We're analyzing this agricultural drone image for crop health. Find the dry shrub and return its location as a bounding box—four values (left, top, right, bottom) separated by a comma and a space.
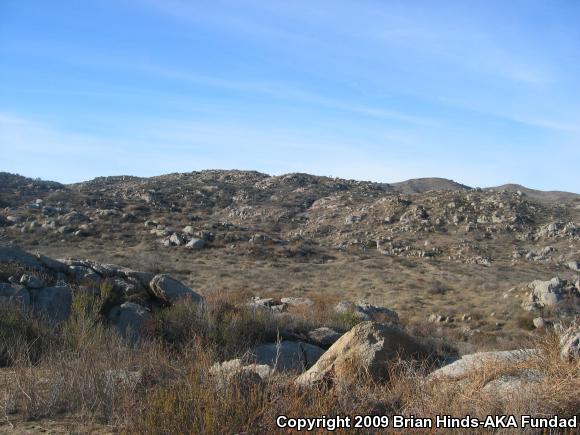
399, 331, 580, 426
1, 294, 177, 424
125, 351, 401, 435
0, 308, 55, 367
2, 288, 579, 434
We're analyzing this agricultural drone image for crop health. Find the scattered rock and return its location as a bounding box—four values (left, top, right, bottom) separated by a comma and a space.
533, 317, 547, 329
335, 301, 399, 323
280, 297, 313, 307
185, 238, 205, 250
247, 296, 287, 312
169, 233, 185, 246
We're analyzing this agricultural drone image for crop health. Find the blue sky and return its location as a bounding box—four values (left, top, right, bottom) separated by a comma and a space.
1, 0, 579, 191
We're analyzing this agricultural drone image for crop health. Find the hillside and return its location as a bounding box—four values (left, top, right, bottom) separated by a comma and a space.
1, 169, 579, 433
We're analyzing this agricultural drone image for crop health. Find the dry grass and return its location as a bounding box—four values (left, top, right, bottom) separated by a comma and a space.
0, 290, 578, 434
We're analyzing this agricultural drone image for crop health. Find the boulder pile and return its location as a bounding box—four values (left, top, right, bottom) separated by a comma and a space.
0, 246, 204, 337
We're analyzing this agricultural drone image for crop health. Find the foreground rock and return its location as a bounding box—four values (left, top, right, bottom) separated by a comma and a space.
0, 283, 30, 310
427, 349, 542, 400
428, 349, 538, 381
251, 341, 325, 372
296, 321, 428, 387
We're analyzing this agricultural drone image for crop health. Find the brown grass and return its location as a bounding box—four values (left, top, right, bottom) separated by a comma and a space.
0, 291, 578, 434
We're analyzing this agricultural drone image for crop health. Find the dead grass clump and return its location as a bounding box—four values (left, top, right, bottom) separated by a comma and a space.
515, 311, 536, 331
399, 332, 580, 425
0, 308, 54, 367
1, 293, 177, 424
125, 352, 402, 434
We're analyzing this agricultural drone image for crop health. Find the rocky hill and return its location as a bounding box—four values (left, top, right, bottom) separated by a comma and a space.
1, 169, 579, 341
1, 169, 579, 433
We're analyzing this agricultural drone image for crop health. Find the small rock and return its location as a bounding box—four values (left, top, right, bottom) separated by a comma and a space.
280, 297, 313, 307
185, 238, 205, 250
169, 233, 185, 246
335, 301, 399, 323
533, 317, 546, 329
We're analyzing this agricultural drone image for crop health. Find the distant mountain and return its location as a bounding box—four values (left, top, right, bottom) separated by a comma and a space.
388, 177, 471, 194
486, 184, 580, 204
1, 171, 578, 203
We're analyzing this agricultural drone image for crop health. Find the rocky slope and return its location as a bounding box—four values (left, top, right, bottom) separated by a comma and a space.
1, 170, 579, 345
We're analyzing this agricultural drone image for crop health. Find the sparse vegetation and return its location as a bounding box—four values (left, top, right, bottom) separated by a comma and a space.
0, 170, 579, 432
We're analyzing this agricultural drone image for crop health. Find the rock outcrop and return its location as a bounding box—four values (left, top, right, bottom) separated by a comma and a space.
0, 246, 203, 332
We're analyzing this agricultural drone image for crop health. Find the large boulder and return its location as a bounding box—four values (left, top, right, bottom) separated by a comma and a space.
522, 277, 578, 311
250, 341, 325, 372
530, 278, 565, 307
108, 302, 151, 342
149, 274, 204, 305
296, 322, 428, 387
31, 286, 72, 323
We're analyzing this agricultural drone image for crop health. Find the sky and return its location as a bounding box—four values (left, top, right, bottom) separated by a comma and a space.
1, 0, 579, 192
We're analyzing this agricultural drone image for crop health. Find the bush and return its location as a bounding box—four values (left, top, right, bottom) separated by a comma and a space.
0, 307, 54, 366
